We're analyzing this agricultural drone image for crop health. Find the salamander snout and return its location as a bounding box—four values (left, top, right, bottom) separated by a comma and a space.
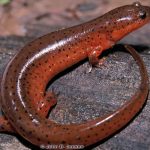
132, 2, 150, 21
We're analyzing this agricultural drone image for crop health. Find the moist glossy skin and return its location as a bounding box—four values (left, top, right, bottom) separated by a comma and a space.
0, 2, 150, 148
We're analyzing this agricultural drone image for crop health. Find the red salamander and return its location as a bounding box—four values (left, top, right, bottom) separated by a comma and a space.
0, 2, 150, 148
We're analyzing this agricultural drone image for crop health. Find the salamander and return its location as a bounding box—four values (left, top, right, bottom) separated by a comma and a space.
0, 2, 150, 148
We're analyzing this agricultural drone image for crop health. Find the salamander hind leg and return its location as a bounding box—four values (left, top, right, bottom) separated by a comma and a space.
37, 91, 57, 118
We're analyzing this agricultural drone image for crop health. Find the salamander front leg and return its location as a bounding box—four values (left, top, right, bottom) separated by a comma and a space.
88, 49, 105, 72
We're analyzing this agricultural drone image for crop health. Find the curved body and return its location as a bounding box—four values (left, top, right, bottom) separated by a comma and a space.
0, 2, 150, 148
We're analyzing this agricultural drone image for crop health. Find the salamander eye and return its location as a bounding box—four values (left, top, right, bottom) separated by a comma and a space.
139, 11, 147, 19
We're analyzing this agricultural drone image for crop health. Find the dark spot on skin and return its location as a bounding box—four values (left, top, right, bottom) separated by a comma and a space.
77, 137, 81, 140
10, 118, 15, 122
22, 77, 26, 80
35, 112, 38, 116
12, 92, 15, 95
1, 127, 4, 130
72, 31, 75, 34
45, 60, 48, 63
34, 75, 37, 78
5, 86, 8, 89
84, 139, 88, 143
95, 133, 98, 136
48, 141, 51, 144
62, 141, 66, 144
113, 122, 116, 125
52, 35, 55, 39
24, 110, 28, 113
19, 126, 24, 131
101, 128, 104, 131
123, 118, 126, 121
29, 131, 32, 134
128, 111, 132, 114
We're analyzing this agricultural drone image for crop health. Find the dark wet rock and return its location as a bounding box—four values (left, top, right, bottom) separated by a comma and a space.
76, 2, 98, 12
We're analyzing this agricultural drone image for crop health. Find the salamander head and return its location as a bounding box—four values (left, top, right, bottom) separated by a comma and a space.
131, 2, 150, 22
106, 2, 150, 41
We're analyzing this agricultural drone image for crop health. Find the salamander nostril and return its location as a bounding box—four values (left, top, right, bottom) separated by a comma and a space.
133, 1, 141, 7
139, 11, 147, 19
